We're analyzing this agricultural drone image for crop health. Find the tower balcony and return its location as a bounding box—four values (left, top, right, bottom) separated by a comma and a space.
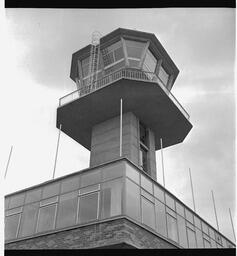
57, 67, 192, 150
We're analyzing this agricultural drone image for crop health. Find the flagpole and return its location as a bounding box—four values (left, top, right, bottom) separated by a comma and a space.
4, 146, 13, 179
211, 190, 219, 231
189, 168, 196, 212
160, 138, 165, 187
52, 124, 62, 179
119, 98, 123, 157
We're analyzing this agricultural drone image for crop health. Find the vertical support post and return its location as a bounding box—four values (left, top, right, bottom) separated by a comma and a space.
189, 168, 196, 212
160, 138, 165, 187
229, 208, 236, 241
211, 190, 219, 231
119, 98, 123, 157
52, 124, 62, 179
4, 146, 13, 179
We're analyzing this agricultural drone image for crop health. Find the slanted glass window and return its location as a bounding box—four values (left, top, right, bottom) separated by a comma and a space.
102, 40, 124, 68
209, 228, 215, 240
5, 214, 20, 240
125, 179, 141, 222
154, 185, 164, 202
155, 199, 167, 237
165, 194, 175, 211
177, 215, 188, 248
78, 192, 99, 223
194, 215, 201, 229
140, 175, 152, 194
125, 40, 145, 60
37, 204, 57, 233
56, 192, 78, 229
126, 163, 139, 184
101, 179, 122, 219
81, 170, 101, 188
25, 188, 41, 204
187, 228, 197, 248
167, 213, 178, 243
176, 202, 185, 217
196, 228, 204, 248
42, 182, 60, 199
143, 49, 157, 73
102, 162, 124, 181
19, 203, 39, 237
158, 65, 169, 86
202, 222, 209, 234
141, 197, 155, 229
9, 193, 25, 209
204, 239, 211, 248
61, 176, 79, 194
185, 209, 194, 224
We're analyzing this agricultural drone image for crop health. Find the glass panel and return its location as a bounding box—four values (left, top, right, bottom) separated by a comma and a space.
187, 228, 197, 248
19, 203, 38, 237
78, 192, 99, 223
141, 190, 154, 202
102, 162, 124, 181
9, 193, 25, 209
154, 185, 164, 202
166, 207, 176, 218
128, 59, 140, 68
204, 239, 211, 248
158, 65, 169, 86
37, 204, 56, 233
176, 202, 185, 217
5, 214, 20, 240
141, 197, 155, 229
186, 221, 195, 231
80, 184, 100, 195
61, 176, 79, 194
210, 238, 217, 248
196, 228, 204, 248
125, 179, 141, 222
194, 215, 201, 229
126, 164, 139, 184
101, 179, 122, 219
81, 170, 101, 188
114, 47, 124, 62
202, 222, 209, 234
143, 49, 157, 73
56, 192, 78, 229
125, 40, 145, 59
5, 197, 10, 210
165, 194, 175, 210
209, 228, 215, 239
140, 175, 152, 194
25, 188, 41, 204
167, 213, 178, 243
6, 207, 22, 216
40, 196, 58, 206
177, 215, 188, 248
102, 40, 123, 68
81, 56, 90, 77
42, 182, 60, 199
185, 209, 194, 224
155, 199, 167, 237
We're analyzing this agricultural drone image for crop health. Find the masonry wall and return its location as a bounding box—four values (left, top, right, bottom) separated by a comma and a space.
90, 112, 140, 168
5, 218, 177, 249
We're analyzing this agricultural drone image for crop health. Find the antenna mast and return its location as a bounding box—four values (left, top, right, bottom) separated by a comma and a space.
88, 31, 101, 92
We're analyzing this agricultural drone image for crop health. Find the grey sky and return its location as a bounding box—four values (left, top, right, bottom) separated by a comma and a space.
2, 8, 235, 242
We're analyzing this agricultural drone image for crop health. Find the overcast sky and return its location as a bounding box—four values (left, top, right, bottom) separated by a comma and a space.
1, 8, 235, 243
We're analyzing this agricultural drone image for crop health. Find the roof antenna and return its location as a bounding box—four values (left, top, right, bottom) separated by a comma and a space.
211, 190, 220, 231
4, 146, 13, 179
189, 168, 196, 212
52, 124, 62, 179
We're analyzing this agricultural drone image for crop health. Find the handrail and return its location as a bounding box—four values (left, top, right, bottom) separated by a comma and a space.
59, 68, 190, 120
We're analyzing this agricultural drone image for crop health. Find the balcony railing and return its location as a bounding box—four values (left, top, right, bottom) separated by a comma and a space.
59, 68, 190, 120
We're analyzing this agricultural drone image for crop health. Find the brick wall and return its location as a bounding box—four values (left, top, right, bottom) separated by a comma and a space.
5, 218, 177, 249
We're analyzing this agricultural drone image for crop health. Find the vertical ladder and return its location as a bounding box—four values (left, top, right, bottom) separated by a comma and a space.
88, 31, 101, 92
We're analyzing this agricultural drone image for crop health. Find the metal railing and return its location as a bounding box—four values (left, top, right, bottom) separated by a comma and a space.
59, 68, 190, 120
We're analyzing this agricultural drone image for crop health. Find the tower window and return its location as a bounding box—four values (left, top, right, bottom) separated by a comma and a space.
139, 122, 149, 173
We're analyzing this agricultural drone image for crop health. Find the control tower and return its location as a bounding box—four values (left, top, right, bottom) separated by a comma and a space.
5, 28, 235, 249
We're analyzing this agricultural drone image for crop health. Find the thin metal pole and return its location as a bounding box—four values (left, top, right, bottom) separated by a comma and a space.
119, 99, 123, 157
52, 124, 62, 179
160, 138, 165, 187
229, 208, 236, 241
189, 168, 196, 212
211, 190, 219, 231
4, 146, 13, 179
